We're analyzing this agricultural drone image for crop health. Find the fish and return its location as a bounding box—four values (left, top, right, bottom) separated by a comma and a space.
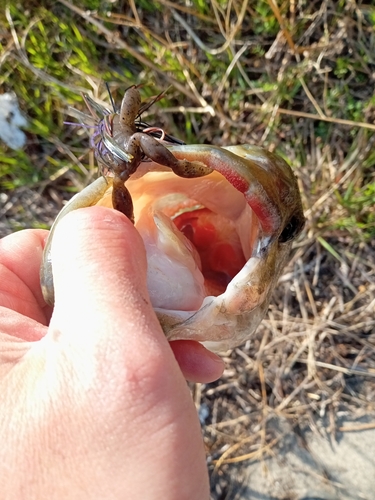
40, 87, 305, 352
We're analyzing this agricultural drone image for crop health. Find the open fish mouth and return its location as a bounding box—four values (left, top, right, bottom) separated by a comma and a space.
41, 142, 305, 352
130, 144, 305, 351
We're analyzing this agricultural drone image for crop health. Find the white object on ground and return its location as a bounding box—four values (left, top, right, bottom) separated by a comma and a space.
0, 92, 28, 149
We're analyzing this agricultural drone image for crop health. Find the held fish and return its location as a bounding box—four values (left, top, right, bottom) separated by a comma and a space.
41, 87, 305, 352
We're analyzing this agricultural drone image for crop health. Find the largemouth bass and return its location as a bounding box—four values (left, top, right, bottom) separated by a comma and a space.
41, 88, 305, 352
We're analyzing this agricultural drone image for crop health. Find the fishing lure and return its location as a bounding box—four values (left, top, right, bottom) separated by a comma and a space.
69, 85, 212, 221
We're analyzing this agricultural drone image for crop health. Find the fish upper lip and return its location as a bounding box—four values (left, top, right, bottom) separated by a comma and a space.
166, 144, 305, 238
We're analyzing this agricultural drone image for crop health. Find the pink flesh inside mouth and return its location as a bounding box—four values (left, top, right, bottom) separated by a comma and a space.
124, 168, 261, 312
172, 207, 247, 296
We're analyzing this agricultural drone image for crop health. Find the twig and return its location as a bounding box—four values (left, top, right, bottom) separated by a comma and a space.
244, 101, 375, 131
216, 435, 281, 465
296, 359, 375, 378
339, 422, 375, 432
266, 0, 296, 53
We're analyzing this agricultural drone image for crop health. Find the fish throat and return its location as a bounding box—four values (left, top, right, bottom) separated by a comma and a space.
120, 167, 261, 312
172, 206, 246, 296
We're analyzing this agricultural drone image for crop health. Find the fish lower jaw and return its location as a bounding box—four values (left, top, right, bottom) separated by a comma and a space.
150, 254, 273, 349
155, 289, 269, 353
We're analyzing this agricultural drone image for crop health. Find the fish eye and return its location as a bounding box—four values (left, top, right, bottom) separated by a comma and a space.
279, 215, 304, 243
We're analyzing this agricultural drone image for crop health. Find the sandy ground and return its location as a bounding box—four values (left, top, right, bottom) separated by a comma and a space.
215, 414, 375, 500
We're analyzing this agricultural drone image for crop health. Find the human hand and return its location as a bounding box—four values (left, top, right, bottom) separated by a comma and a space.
0, 206, 224, 499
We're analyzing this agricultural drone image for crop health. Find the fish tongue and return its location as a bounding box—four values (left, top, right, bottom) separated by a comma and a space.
135, 210, 206, 311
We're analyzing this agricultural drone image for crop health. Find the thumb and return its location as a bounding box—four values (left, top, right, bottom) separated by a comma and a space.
49, 206, 166, 359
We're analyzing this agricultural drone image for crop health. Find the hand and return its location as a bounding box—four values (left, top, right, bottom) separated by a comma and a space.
0, 207, 224, 499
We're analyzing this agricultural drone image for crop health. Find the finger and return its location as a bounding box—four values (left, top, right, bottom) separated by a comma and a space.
0, 229, 51, 324
0, 307, 47, 342
49, 206, 167, 361
170, 340, 224, 383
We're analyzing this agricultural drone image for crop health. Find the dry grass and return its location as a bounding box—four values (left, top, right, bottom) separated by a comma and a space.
1, 1, 375, 497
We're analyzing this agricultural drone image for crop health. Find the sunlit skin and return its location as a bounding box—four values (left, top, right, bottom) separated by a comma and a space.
0, 206, 224, 499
